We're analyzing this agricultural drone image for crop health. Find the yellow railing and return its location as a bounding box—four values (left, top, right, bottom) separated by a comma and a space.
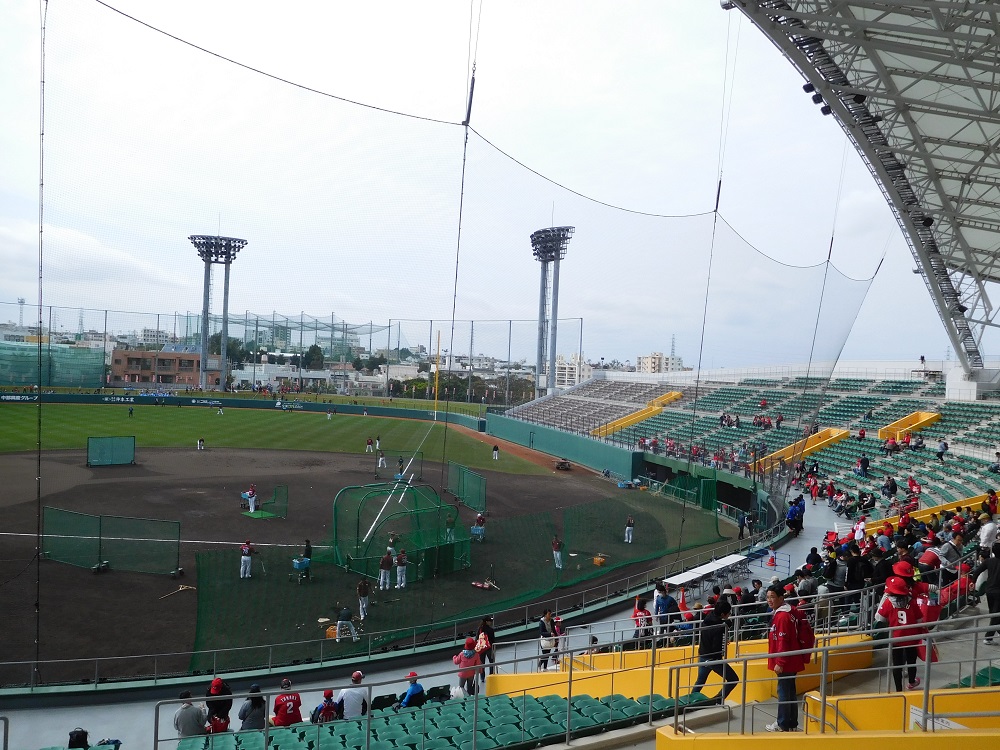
877, 411, 941, 441
590, 393, 682, 438
754, 428, 849, 474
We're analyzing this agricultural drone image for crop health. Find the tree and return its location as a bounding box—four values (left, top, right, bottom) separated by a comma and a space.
208, 333, 250, 363
352, 357, 364, 371
275, 354, 286, 365
398, 347, 413, 361
303, 344, 324, 370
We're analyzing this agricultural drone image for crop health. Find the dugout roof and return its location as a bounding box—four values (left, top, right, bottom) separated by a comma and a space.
729, 1, 1000, 373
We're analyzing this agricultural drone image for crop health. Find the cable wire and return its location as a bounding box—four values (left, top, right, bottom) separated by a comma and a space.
91, 0, 463, 126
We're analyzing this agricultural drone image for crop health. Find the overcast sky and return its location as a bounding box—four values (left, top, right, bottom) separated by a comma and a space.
0, 1, 964, 368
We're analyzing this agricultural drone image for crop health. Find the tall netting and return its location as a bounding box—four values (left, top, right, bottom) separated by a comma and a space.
0, 339, 105, 388
100, 516, 181, 575
446, 461, 487, 513
86, 436, 135, 467
42, 507, 100, 569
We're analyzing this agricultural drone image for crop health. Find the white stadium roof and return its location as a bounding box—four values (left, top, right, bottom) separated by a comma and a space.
727, 1, 1000, 373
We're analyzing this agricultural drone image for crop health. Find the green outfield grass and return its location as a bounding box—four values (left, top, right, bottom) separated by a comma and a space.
0, 403, 547, 474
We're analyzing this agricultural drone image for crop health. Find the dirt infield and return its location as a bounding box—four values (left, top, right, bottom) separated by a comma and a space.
0, 446, 728, 685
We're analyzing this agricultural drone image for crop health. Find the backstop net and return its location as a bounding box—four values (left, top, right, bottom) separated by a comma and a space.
446, 461, 487, 513
42, 507, 181, 575
87, 436, 136, 467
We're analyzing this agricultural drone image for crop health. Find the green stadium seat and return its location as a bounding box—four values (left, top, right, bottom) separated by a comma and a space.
526, 720, 562, 739
459, 739, 498, 750
493, 730, 526, 748
179, 740, 208, 750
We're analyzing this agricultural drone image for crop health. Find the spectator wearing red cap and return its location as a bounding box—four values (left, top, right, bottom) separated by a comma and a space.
453, 637, 482, 696
271, 678, 302, 726
310, 689, 338, 724
875, 576, 924, 691
205, 676, 233, 732
336, 671, 368, 719
397, 672, 425, 709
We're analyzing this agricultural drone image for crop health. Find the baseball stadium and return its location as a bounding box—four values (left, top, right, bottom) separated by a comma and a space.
5, 2, 1000, 749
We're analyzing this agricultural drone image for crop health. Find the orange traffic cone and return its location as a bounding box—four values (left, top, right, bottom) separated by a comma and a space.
766, 546, 776, 567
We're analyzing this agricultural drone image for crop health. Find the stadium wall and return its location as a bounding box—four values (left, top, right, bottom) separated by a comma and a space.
0, 392, 485, 430
486, 414, 641, 478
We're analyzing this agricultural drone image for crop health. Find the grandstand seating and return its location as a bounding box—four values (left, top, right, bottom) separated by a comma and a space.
506, 376, 1000, 506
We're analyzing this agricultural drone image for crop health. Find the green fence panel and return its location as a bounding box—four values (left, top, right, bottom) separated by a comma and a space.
43, 507, 100, 569
87, 436, 136, 466
100, 515, 181, 575
446, 461, 487, 513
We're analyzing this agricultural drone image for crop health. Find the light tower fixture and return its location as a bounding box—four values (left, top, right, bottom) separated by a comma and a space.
189, 235, 247, 391
530, 226, 574, 399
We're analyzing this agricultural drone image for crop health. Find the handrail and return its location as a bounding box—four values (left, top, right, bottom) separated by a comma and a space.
144, 611, 1000, 750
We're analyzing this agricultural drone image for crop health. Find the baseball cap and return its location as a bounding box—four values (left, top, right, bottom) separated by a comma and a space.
352, 670, 364, 682
981, 513, 992, 521
324, 689, 333, 699
465, 637, 476, 649
280, 678, 292, 689
405, 671, 418, 680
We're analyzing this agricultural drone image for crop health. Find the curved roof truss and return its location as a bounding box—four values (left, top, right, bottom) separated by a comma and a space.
727, 0, 1000, 373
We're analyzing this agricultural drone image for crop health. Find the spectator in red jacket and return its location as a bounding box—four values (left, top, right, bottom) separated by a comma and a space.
765, 586, 809, 732
271, 678, 302, 726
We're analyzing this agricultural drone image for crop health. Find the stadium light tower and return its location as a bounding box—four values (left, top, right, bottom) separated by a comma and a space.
531, 226, 574, 399
189, 235, 247, 390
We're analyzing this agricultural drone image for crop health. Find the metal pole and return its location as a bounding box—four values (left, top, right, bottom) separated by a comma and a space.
299, 311, 304, 391
536, 261, 548, 399
200, 259, 211, 390
386, 320, 392, 396
549, 254, 562, 396
222, 261, 232, 390
468, 321, 475, 403
506, 319, 513, 406
102, 309, 108, 387
153, 313, 159, 385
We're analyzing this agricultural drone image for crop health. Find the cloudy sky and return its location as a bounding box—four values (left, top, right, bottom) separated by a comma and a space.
0, 1, 964, 368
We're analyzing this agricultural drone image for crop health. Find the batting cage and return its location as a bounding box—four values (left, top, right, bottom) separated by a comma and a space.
331, 482, 469, 581
86, 436, 136, 467
243, 485, 289, 519
446, 461, 487, 513
42, 507, 181, 575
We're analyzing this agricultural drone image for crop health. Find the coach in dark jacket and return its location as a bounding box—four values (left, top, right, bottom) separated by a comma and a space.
970, 542, 1000, 643
689, 601, 738, 701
